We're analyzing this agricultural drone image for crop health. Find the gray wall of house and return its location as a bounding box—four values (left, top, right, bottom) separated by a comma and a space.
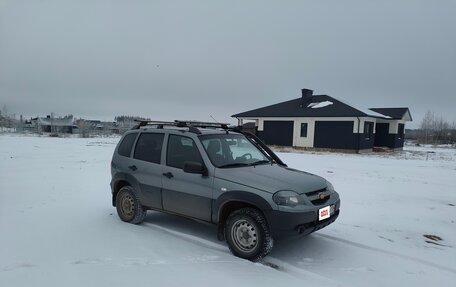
40, 125, 73, 133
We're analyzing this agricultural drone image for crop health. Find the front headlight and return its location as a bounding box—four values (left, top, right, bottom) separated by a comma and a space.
326, 180, 335, 193
272, 190, 303, 207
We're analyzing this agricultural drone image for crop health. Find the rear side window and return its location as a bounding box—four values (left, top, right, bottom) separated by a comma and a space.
118, 133, 137, 157
134, 133, 164, 164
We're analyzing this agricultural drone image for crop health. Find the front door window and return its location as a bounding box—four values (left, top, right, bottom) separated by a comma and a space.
166, 134, 203, 169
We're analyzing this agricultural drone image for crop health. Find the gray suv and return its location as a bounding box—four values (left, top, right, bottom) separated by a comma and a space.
110, 121, 340, 261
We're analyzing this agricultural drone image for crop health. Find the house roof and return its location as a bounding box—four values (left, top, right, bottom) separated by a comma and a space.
369, 108, 412, 121
232, 91, 412, 121
232, 95, 383, 118
38, 117, 73, 127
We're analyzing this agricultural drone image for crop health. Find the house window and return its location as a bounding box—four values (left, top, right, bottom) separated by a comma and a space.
364, 122, 373, 140
300, 123, 308, 137
398, 124, 405, 139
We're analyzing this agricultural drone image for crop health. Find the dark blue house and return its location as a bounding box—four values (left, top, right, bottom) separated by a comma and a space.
232, 89, 412, 152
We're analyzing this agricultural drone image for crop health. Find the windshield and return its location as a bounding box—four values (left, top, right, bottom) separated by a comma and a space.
200, 134, 271, 168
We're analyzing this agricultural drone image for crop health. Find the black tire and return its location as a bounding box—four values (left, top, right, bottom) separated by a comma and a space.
225, 208, 274, 261
115, 186, 147, 224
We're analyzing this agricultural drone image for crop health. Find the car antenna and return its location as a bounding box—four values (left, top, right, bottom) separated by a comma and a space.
210, 115, 219, 123
210, 115, 230, 134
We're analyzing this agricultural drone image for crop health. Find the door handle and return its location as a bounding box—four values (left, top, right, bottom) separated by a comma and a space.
163, 172, 174, 179
128, 165, 137, 171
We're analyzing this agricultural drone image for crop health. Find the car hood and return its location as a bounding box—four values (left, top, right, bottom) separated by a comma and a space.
214, 164, 327, 194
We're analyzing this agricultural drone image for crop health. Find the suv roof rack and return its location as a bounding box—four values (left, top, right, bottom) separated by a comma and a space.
129, 120, 286, 166
131, 120, 175, 130
174, 120, 229, 129
131, 119, 231, 134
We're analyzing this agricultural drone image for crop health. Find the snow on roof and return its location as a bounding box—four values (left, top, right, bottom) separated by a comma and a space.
308, 101, 334, 109
333, 98, 392, 119
369, 108, 412, 120
357, 108, 392, 119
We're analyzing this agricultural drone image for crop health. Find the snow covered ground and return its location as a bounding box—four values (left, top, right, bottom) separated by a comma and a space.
1, 134, 455, 287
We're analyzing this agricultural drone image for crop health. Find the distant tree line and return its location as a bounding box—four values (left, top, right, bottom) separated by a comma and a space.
114, 115, 151, 134
0, 106, 154, 136
0, 104, 18, 131
417, 110, 456, 144
114, 115, 150, 122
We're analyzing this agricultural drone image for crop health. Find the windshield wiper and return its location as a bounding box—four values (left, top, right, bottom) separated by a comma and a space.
218, 163, 250, 168
249, 160, 271, 166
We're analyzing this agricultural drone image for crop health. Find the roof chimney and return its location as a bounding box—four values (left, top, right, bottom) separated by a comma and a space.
301, 89, 313, 107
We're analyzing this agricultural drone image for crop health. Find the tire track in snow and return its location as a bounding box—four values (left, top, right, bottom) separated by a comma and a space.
144, 222, 229, 253
144, 222, 345, 286
315, 233, 456, 274
260, 257, 348, 287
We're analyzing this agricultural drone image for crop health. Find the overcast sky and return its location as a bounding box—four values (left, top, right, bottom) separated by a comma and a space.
1, 0, 455, 128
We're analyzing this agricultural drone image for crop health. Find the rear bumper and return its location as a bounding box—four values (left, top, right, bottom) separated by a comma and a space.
265, 198, 340, 239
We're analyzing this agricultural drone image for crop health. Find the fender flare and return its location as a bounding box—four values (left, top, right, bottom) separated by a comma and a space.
111, 173, 142, 206
212, 190, 274, 223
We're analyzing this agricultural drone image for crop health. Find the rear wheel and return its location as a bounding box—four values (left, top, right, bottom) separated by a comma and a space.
225, 208, 273, 261
116, 186, 146, 224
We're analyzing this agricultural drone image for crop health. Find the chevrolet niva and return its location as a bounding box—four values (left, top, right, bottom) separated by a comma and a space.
110, 121, 340, 261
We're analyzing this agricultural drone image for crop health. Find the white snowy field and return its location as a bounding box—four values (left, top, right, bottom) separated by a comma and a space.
1, 134, 455, 287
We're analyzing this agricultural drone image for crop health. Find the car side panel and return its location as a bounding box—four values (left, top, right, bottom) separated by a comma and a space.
162, 167, 214, 221
131, 159, 163, 209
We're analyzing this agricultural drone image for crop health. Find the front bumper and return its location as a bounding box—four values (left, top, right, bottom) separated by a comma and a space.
265, 198, 341, 239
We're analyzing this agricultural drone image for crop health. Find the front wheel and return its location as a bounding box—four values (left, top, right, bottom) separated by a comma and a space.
225, 208, 273, 261
116, 186, 146, 224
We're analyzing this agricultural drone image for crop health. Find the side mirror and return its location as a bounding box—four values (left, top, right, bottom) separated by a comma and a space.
183, 161, 208, 176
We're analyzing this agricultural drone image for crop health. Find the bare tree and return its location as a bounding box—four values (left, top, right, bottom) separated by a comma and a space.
420, 110, 435, 144
418, 109, 454, 144
77, 119, 89, 138
2, 104, 7, 118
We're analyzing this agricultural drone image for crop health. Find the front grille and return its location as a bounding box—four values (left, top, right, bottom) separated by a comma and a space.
311, 195, 330, 205
303, 188, 330, 206
305, 188, 326, 197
